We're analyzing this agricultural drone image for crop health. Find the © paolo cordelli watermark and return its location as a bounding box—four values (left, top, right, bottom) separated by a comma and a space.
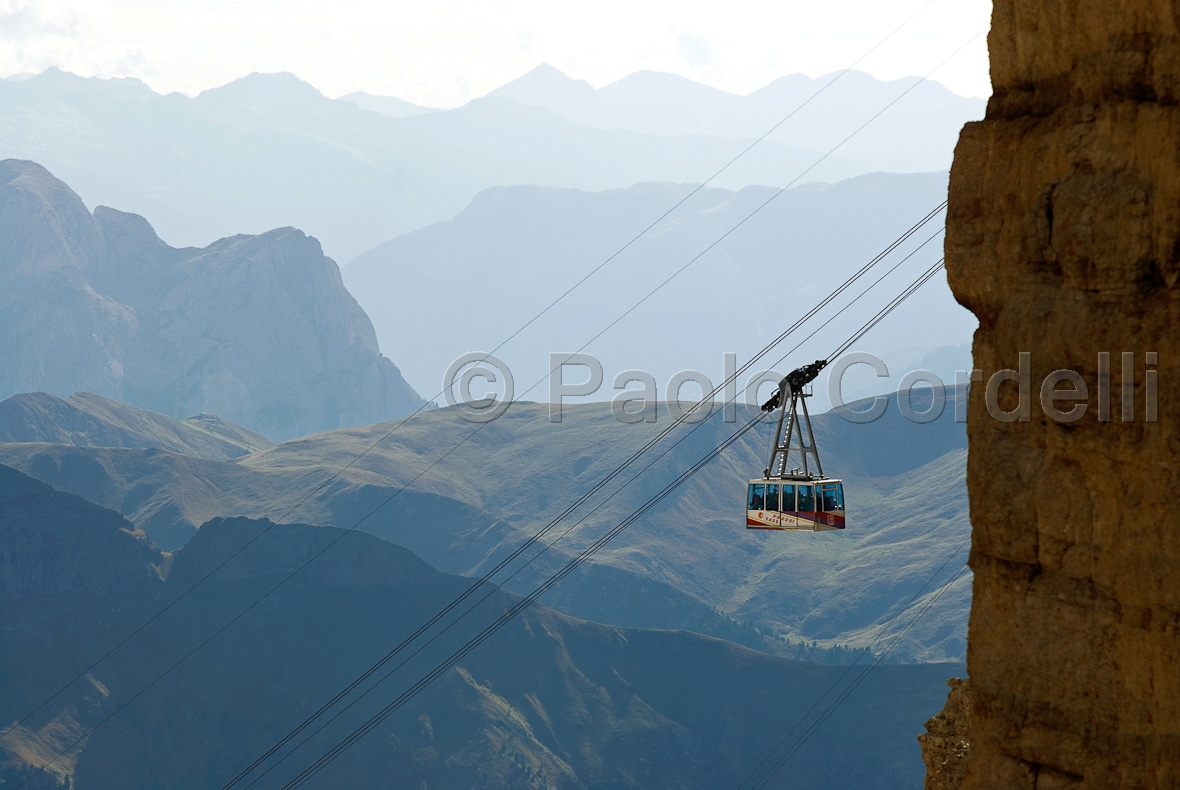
442, 351, 1160, 426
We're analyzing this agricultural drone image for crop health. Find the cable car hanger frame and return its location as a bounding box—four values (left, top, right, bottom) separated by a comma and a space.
746, 360, 846, 532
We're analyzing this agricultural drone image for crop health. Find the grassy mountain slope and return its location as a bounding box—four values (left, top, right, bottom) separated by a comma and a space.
0, 468, 960, 788
0, 391, 273, 459
0, 386, 971, 661
0, 439, 772, 651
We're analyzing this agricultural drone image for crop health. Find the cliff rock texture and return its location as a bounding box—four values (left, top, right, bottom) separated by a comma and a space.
0, 159, 423, 440
942, 1, 1180, 787
920, 678, 972, 790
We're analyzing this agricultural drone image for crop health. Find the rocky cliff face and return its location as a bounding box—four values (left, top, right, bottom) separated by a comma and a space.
0, 159, 423, 440
920, 678, 971, 790
941, 2, 1180, 787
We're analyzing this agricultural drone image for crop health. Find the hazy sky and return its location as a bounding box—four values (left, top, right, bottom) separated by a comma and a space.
1, 0, 992, 105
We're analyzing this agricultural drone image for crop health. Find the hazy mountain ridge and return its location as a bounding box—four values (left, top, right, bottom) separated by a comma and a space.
0, 465, 960, 788
338, 90, 438, 118
344, 173, 973, 403
493, 63, 986, 173
0, 66, 976, 260
0, 159, 423, 441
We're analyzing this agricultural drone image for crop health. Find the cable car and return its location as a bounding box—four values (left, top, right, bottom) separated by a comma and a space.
747, 360, 846, 532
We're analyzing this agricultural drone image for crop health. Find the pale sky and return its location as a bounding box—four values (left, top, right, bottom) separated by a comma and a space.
1, 0, 992, 106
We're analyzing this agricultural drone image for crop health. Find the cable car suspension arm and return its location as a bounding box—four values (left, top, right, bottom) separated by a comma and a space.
760, 359, 827, 412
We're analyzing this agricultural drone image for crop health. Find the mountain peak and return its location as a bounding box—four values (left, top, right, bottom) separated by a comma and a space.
598, 69, 737, 103
490, 62, 596, 106
19, 67, 156, 100
523, 62, 580, 80
0, 157, 55, 189
195, 71, 330, 113
0, 158, 103, 277
1, 161, 423, 441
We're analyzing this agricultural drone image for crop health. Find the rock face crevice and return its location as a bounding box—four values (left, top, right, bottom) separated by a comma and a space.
939, 2, 1180, 788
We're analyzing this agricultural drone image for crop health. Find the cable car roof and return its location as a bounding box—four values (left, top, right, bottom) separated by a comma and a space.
748, 475, 843, 484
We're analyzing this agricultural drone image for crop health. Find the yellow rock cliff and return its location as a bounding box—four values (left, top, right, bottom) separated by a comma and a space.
937, 1, 1180, 787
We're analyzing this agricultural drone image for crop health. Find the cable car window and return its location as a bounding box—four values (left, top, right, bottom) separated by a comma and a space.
836, 483, 845, 510
765, 484, 780, 512
781, 484, 796, 512
821, 483, 840, 512
797, 485, 815, 512
747, 483, 765, 510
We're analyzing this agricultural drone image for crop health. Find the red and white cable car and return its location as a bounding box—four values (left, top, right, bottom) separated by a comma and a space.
746, 361, 846, 532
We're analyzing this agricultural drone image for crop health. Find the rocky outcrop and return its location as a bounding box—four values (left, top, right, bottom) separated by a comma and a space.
0, 159, 423, 440
919, 678, 971, 790
940, 2, 1180, 787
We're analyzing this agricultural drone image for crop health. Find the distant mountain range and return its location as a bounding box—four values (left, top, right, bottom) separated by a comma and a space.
0, 463, 959, 788
344, 172, 975, 403
0, 160, 422, 440
493, 64, 984, 172
0, 58, 980, 789
0, 65, 982, 261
